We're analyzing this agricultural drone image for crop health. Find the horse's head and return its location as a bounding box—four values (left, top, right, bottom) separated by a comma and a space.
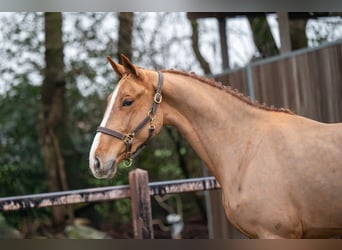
89, 55, 164, 179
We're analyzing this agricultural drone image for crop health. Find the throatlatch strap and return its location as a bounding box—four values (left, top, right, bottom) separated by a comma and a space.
152, 72, 163, 115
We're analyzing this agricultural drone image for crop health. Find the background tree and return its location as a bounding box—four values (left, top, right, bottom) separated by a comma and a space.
190, 19, 212, 74
39, 12, 73, 225
248, 14, 279, 58
289, 18, 308, 49
117, 12, 134, 60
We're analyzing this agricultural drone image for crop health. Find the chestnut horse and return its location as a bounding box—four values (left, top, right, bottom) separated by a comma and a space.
89, 55, 342, 238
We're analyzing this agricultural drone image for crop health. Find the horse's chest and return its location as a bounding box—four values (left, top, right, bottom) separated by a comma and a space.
221, 192, 256, 237
221, 189, 248, 221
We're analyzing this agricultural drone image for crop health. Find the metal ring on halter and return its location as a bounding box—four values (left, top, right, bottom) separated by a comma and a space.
150, 124, 156, 130
154, 93, 162, 104
123, 158, 133, 168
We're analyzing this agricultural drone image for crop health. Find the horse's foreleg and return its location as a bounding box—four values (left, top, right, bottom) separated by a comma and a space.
256, 225, 303, 239
256, 232, 286, 239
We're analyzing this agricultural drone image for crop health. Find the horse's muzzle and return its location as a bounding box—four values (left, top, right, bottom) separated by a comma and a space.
92, 157, 116, 179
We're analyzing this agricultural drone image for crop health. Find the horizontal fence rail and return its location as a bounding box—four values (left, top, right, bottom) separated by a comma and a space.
0, 176, 220, 212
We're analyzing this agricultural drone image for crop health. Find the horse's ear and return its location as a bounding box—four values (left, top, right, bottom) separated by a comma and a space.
107, 56, 125, 77
120, 54, 139, 78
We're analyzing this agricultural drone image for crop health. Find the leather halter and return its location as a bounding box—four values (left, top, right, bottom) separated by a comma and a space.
96, 71, 164, 167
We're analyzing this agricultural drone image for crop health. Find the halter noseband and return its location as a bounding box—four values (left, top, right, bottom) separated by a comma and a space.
96, 71, 164, 168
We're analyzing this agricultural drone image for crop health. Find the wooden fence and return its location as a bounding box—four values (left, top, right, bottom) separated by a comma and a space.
214, 39, 342, 123
0, 168, 220, 239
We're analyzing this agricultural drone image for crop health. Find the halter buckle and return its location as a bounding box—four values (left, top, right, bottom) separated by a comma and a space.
123, 133, 135, 144
149, 124, 156, 131
154, 93, 162, 104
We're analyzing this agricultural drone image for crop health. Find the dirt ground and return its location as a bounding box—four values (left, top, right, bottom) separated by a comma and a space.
107, 217, 209, 239
16, 214, 209, 239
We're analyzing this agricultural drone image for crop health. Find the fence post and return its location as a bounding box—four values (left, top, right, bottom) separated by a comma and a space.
129, 168, 154, 239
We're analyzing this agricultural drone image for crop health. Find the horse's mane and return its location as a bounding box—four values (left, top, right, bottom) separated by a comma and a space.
161, 69, 295, 115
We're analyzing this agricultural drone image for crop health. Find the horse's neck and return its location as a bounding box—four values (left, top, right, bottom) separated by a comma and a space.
160, 72, 266, 181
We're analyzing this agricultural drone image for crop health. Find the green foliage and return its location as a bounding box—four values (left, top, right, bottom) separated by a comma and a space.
0, 81, 46, 196
65, 222, 111, 239
0, 12, 206, 237
0, 213, 21, 238
0, 80, 52, 233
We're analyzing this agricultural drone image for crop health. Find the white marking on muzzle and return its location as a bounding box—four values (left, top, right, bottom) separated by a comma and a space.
89, 83, 121, 172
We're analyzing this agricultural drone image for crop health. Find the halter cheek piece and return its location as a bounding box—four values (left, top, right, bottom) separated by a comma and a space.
96, 71, 164, 168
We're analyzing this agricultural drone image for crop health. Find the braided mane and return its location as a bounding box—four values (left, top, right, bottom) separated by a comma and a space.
161, 69, 295, 115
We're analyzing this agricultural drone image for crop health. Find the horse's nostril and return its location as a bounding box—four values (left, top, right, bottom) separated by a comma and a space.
94, 157, 101, 172
92, 157, 116, 178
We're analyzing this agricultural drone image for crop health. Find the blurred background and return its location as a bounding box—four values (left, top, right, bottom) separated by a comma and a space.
0, 12, 342, 239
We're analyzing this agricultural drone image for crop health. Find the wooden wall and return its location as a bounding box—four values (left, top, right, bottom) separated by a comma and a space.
215, 40, 342, 123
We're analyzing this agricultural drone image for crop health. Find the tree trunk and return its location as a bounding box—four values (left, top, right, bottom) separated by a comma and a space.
289, 18, 308, 50
218, 17, 229, 70
248, 14, 279, 58
190, 19, 212, 75
40, 12, 73, 226
117, 12, 134, 61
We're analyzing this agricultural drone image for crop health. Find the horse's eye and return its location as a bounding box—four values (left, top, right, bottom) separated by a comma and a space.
122, 99, 134, 107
